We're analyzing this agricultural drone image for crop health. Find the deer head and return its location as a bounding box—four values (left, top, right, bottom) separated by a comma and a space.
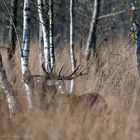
30, 62, 87, 107
40, 62, 87, 95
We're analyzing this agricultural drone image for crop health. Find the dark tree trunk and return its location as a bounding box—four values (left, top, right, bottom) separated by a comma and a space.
8, 0, 18, 60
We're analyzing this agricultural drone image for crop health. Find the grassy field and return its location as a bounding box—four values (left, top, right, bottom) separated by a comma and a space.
0, 35, 140, 140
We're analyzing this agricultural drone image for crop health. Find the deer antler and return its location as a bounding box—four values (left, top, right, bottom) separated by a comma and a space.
58, 63, 65, 76
57, 64, 87, 80
42, 60, 87, 80
63, 64, 71, 75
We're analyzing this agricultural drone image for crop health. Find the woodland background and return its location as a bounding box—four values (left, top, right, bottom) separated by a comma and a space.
0, 0, 132, 44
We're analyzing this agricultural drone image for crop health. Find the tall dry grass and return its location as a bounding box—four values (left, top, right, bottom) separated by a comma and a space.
0, 36, 140, 140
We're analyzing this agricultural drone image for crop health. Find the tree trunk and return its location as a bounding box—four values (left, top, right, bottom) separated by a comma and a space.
129, 4, 140, 77
37, 0, 51, 73
133, 23, 140, 77
21, 0, 34, 109
39, 24, 44, 68
70, 0, 76, 94
85, 0, 99, 61
49, 0, 55, 69
0, 54, 19, 119
8, 0, 18, 61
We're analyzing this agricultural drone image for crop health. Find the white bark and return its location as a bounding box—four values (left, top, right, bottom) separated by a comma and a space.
70, 0, 76, 94
0, 55, 18, 119
85, 0, 98, 60
49, 0, 55, 68
37, 0, 51, 73
21, 0, 34, 109
39, 24, 44, 67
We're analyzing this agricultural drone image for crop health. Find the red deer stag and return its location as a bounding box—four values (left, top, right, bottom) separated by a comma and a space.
33, 63, 106, 113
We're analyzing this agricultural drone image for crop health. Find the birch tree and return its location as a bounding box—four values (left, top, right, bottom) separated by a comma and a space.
8, 0, 19, 61
39, 24, 44, 67
48, 0, 55, 68
85, 0, 99, 61
21, 0, 34, 109
70, 0, 76, 93
0, 54, 18, 119
37, 0, 51, 73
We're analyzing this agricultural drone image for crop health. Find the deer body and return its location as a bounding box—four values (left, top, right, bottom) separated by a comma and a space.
45, 91, 106, 115
32, 70, 106, 113
24, 62, 100, 108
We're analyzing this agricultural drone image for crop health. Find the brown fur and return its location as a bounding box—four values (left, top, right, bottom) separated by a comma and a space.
43, 89, 107, 116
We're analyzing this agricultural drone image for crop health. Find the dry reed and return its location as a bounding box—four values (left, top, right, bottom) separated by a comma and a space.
0, 36, 140, 140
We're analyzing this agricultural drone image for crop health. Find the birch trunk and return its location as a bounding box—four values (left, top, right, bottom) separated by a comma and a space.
49, 0, 55, 69
21, 0, 34, 109
133, 23, 140, 77
85, 0, 99, 61
0, 54, 18, 119
37, 0, 51, 73
8, 0, 18, 60
70, 0, 76, 94
39, 24, 44, 67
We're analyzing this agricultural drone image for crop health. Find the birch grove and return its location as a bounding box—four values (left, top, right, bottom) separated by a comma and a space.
0, 0, 98, 119
21, 0, 34, 109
